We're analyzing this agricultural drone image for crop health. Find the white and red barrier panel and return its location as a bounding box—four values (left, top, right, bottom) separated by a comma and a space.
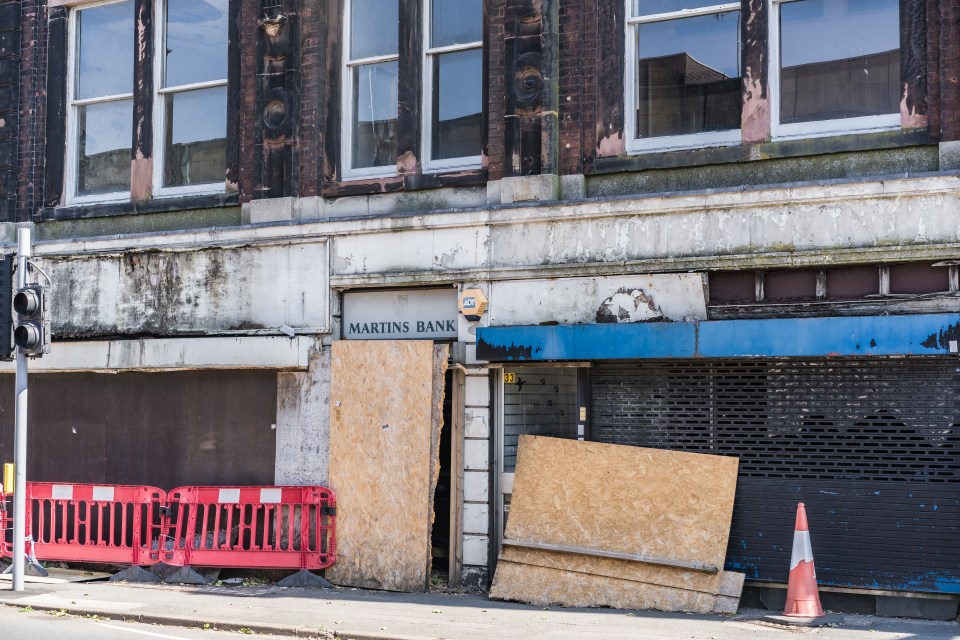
4, 483, 166, 566
0, 492, 11, 559
0, 483, 336, 572
158, 486, 337, 570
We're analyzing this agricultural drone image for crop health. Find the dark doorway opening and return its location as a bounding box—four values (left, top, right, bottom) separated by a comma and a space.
431, 368, 453, 585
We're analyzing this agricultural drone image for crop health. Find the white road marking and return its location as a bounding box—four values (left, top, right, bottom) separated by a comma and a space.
92, 621, 200, 640
11, 594, 145, 611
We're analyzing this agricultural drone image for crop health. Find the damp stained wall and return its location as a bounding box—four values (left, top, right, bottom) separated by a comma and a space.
41, 239, 329, 338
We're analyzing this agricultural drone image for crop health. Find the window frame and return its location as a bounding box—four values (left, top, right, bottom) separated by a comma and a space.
64, 0, 134, 206
421, 0, 483, 173
623, 2, 743, 154
340, 0, 401, 181
768, 0, 901, 140
151, 0, 230, 198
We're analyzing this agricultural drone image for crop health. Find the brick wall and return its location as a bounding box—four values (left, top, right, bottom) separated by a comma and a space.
4, 0, 955, 219
936, 0, 960, 140
558, 0, 583, 175
238, 0, 259, 203
0, 0, 21, 222
298, 0, 323, 197
926, 0, 940, 138
580, 0, 597, 166
485, 0, 505, 181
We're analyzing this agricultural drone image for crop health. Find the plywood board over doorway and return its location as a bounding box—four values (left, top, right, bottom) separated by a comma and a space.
490, 436, 742, 613
326, 341, 449, 592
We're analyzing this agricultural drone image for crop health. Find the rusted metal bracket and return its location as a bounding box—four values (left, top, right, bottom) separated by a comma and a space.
502, 538, 720, 573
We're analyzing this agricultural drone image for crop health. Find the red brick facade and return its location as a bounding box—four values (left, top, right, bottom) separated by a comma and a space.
4, 0, 960, 220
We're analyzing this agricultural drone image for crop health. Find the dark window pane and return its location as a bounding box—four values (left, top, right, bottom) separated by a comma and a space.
432, 49, 482, 160
709, 272, 756, 304
351, 0, 398, 59
633, 0, 731, 17
352, 61, 398, 169
77, 1, 134, 99
77, 100, 132, 195
165, 0, 228, 87
779, 0, 899, 124
889, 263, 951, 295
765, 270, 818, 301
163, 87, 227, 187
826, 266, 879, 299
635, 11, 741, 138
431, 0, 481, 47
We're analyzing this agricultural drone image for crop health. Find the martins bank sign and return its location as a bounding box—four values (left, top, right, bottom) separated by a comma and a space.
342, 288, 459, 340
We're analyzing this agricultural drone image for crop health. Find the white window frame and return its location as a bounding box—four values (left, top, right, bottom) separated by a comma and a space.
624, 2, 742, 154
421, 1, 482, 173
151, 0, 228, 198
769, 0, 901, 140
341, 0, 399, 180
64, 0, 133, 205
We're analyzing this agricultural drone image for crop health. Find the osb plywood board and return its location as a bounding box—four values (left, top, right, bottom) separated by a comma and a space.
506, 436, 739, 574
498, 545, 730, 594
326, 341, 448, 592
491, 560, 742, 614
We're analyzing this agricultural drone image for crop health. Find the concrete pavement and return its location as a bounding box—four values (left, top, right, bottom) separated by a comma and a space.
0, 578, 958, 640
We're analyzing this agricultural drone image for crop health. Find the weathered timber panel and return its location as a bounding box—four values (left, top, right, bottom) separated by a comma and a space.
492, 560, 742, 613
490, 436, 741, 612
501, 436, 739, 590
47, 241, 329, 338
326, 340, 448, 592
0, 371, 277, 488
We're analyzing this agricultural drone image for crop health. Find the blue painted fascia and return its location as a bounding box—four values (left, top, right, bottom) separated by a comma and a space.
475, 313, 960, 361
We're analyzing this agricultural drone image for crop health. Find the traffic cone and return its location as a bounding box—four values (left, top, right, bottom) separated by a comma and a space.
783, 502, 825, 617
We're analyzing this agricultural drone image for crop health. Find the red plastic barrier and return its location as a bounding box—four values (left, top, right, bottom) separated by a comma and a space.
0, 491, 10, 559
159, 486, 336, 570
15, 483, 166, 566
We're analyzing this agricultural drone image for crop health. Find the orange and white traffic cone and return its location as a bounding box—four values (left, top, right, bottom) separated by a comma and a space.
783, 502, 825, 618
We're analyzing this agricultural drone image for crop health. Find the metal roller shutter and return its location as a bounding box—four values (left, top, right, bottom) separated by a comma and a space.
590, 358, 960, 594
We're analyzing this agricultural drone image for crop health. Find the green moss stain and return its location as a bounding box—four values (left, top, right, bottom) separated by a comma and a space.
36, 207, 243, 241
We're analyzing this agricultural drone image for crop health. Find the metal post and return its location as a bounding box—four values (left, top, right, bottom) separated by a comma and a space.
12, 227, 30, 591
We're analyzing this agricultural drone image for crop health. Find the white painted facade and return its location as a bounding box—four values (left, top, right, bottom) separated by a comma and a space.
10, 172, 960, 589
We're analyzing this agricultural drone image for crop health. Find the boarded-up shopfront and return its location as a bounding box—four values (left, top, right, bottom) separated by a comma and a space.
479, 314, 960, 599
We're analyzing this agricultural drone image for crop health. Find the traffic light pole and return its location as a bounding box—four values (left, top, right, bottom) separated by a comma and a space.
11, 227, 30, 591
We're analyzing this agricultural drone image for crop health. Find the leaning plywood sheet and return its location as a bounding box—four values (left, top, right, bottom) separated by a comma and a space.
490, 436, 741, 611
326, 341, 448, 592
492, 561, 743, 614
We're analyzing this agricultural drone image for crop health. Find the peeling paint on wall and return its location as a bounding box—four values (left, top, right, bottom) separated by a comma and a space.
47, 241, 329, 338
489, 275, 707, 326
900, 0, 928, 127
596, 288, 663, 323
901, 86, 928, 129
397, 150, 419, 176
741, 0, 769, 143
597, 132, 624, 157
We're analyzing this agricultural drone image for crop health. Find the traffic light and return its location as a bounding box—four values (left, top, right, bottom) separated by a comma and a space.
0, 255, 12, 360
13, 284, 48, 357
